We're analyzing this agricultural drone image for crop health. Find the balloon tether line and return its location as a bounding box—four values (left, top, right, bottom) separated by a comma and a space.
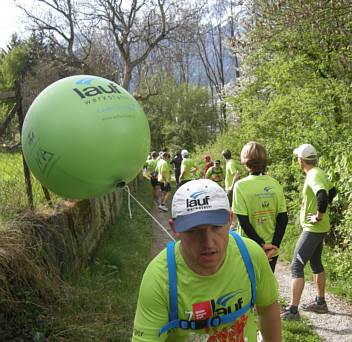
124, 186, 175, 242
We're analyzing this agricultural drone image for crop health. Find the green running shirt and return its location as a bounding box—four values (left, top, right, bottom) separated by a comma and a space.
224, 160, 241, 191
132, 237, 278, 342
157, 160, 172, 183
232, 175, 287, 254
146, 159, 158, 174
181, 158, 197, 181
205, 166, 224, 184
300, 167, 333, 233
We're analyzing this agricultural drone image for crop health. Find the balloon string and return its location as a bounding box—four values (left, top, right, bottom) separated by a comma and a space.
126, 185, 132, 218
123, 186, 175, 242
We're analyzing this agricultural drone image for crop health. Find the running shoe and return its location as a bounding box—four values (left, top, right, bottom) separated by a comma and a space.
159, 204, 168, 212
280, 307, 300, 321
301, 300, 328, 313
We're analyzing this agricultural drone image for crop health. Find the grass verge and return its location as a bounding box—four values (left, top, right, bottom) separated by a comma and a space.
44, 179, 153, 341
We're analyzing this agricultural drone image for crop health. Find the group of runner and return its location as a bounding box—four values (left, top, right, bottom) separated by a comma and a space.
138, 141, 336, 341
143, 147, 242, 211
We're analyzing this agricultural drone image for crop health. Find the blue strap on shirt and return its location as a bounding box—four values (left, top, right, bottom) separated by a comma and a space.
159, 231, 256, 336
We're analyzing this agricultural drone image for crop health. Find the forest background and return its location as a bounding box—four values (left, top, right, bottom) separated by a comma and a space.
1, 0, 352, 338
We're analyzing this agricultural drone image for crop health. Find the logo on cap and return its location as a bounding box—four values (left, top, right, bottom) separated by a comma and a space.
190, 191, 207, 199
186, 191, 211, 210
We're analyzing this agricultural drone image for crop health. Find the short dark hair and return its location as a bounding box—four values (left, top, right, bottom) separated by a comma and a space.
303, 158, 317, 166
222, 149, 231, 160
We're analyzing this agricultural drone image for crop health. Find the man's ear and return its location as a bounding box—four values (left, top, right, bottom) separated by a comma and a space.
169, 219, 180, 239
228, 211, 234, 226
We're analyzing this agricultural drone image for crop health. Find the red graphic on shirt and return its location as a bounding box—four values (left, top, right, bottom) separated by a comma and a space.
205, 314, 248, 342
193, 301, 213, 320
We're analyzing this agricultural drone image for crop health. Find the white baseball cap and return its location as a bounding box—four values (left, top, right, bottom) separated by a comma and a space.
172, 179, 230, 233
293, 144, 317, 160
181, 149, 189, 158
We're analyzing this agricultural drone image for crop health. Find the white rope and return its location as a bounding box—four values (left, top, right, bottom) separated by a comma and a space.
125, 185, 132, 218
124, 186, 176, 242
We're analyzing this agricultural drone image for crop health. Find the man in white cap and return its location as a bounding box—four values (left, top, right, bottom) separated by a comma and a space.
132, 179, 281, 341
281, 144, 336, 321
179, 149, 199, 187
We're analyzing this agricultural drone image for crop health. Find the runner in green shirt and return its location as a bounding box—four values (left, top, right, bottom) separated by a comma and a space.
132, 179, 281, 342
205, 160, 224, 187
232, 142, 288, 272
156, 152, 172, 212
222, 149, 241, 207
143, 151, 161, 204
281, 144, 336, 321
179, 149, 199, 187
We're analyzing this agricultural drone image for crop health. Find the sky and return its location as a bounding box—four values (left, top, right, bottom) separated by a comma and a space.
0, 0, 29, 50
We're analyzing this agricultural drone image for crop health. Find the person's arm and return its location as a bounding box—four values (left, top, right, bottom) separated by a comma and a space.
237, 214, 277, 260
161, 170, 167, 186
328, 186, 337, 204
271, 212, 288, 247
237, 214, 265, 246
307, 189, 327, 223
256, 301, 282, 342
132, 260, 169, 342
190, 165, 199, 173
228, 170, 240, 191
205, 167, 212, 179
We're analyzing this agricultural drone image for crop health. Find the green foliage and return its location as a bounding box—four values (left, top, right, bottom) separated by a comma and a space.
191, 0, 352, 304
0, 152, 59, 220
0, 45, 30, 90
139, 75, 219, 152
0, 283, 50, 342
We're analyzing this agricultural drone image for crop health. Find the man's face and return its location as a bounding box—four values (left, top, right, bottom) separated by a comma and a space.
214, 163, 220, 168
170, 214, 232, 276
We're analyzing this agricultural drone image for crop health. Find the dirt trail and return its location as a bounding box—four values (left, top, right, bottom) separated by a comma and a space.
150, 203, 352, 342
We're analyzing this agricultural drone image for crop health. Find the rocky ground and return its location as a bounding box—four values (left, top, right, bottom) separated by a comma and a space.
150, 204, 352, 342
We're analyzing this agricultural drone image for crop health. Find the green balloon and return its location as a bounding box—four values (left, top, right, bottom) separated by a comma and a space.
22, 75, 150, 199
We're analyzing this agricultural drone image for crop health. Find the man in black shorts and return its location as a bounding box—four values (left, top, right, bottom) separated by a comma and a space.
156, 152, 172, 212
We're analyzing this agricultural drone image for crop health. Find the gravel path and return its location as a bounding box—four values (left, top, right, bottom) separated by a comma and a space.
150, 203, 352, 341
275, 259, 352, 342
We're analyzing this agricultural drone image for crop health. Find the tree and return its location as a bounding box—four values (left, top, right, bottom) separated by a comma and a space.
224, 0, 352, 253
194, 0, 244, 132
138, 74, 218, 151
14, 0, 205, 92
14, 0, 93, 72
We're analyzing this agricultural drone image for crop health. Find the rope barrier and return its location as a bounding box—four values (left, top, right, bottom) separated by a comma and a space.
124, 186, 176, 242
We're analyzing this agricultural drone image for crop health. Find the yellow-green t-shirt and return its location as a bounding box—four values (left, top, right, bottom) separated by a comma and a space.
132, 236, 278, 342
145, 159, 158, 176
225, 159, 241, 191
157, 160, 172, 183
232, 175, 287, 254
300, 167, 333, 233
180, 158, 197, 181
205, 166, 224, 185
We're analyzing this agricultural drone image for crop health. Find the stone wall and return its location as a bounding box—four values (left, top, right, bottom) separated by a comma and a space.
0, 175, 140, 320
41, 189, 124, 276
39, 176, 140, 276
